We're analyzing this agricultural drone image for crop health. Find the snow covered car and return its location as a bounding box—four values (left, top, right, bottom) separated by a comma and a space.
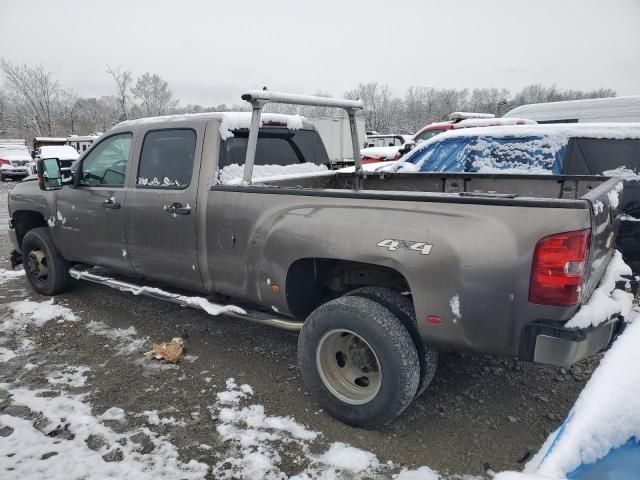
7, 91, 633, 428
0, 143, 33, 181
36, 145, 80, 176
389, 123, 640, 269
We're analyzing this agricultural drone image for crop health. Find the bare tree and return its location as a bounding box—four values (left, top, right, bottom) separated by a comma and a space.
131, 72, 178, 117
345, 82, 404, 133
106, 65, 132, 121
0, 59, 61, 137
58, 89, 80, 134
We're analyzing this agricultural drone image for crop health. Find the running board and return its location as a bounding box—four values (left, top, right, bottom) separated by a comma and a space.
69, 265, 303, 332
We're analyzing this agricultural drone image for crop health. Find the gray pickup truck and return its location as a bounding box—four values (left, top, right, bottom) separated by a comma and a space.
6, 91, 629, 428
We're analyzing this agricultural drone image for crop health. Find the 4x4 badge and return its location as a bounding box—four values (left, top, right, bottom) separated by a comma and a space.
376, 239, 433, 255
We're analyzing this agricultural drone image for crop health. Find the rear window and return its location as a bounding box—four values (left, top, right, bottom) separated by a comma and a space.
466, 136, 566, 173
216, 128, 331, 184
564, 138, 640, 175
137, 129, 196, 189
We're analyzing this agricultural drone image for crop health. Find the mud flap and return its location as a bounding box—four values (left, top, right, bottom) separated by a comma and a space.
10, 250, 22, 269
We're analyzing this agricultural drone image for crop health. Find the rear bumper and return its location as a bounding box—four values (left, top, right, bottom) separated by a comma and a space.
519, 318, 621, 367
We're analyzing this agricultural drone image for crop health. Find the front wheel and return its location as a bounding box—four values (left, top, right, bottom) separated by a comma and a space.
298, 295, 420, 429
22, 227, 70, 296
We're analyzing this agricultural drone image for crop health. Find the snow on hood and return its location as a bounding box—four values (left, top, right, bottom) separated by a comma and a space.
360, 145, 403, 160
38, 145, 79, 160
0, 146, 31, 161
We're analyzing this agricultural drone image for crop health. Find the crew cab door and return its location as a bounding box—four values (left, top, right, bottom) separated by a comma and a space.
124, 127, 204, 291
54, 132, 134, 275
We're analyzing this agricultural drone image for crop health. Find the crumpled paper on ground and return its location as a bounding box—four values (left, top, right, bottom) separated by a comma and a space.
144, 337, 185, 364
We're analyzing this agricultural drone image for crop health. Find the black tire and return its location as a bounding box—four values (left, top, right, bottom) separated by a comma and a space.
346, 287, 438, 398
22, 227, 70, 296
0, 173, 6, 182
298, 295, 420, 429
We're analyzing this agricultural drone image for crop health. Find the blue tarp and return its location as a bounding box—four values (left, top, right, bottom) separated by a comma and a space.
567, 438, 640, 480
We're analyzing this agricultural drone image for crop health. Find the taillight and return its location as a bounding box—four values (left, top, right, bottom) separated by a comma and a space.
0, 158, 10, 166
529, 229, 591, 306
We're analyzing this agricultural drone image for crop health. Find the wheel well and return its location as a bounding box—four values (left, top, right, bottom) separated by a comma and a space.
285, 258, 411, 320
12, 210, 48, 248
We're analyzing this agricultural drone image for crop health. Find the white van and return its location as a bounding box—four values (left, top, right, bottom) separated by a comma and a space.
503, 95, 640, 124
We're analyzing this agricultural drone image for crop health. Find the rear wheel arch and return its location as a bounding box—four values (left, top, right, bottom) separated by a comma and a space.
285, 257, 412, 320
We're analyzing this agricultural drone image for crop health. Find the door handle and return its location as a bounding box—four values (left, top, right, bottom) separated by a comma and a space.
164, 202, 191, 215
102, 198, 121, 209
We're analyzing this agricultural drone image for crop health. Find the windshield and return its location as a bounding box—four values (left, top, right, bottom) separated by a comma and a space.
399, 135, 567, 174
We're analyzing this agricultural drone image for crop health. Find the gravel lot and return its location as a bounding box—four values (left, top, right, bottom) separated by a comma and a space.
0, 180, 604, 479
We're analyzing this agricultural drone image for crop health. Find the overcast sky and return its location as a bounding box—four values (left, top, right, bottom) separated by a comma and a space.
2, 0, 639, 106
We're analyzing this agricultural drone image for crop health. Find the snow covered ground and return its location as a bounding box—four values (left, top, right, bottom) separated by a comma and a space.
0, 270, 479, 479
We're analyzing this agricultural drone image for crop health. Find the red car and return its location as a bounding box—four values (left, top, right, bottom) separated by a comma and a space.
413, 112, 535, 143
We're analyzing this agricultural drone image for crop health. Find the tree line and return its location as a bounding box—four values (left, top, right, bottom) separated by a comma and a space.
0, 59, 616, 140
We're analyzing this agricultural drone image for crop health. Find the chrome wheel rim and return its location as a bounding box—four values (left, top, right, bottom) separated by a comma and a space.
316, 329, 381, 405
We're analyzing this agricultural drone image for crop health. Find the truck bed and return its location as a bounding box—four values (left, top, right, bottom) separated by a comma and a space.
256, 172, 612, 204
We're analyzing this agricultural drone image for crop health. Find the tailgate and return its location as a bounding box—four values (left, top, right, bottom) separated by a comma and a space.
581, 177, 624, 301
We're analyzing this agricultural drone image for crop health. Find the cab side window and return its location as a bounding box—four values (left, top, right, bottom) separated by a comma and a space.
79, 133, 132, 186
137, 129, 196, 189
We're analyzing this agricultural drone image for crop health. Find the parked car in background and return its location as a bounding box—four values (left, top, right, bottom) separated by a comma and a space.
36, 145, 80, 176
503, 95, 640, 124
390, 123, 640, 268
66, 133, 102, 154
0, 141, 34, 181
413, 112, 536, 143
360, 114, 537, 164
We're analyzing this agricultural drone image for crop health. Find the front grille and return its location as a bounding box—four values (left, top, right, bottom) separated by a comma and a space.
11, 160, 28, 166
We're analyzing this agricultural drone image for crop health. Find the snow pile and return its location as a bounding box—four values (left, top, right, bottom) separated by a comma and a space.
314, 442, 379, 474
565, 251, 634, 329
0, 385, 208, 479
86, 320, 148, 356
592, 200, 605, 215
395, 466, 441, 480
141, 410, 186, 427
602, 166, 640, 181
216, 378, 254, 405
47, 365, 90, 388
100, 407, 126, 421
210, 378, 450, 480
360, 145, 403, 160
621, 214, 640, 222
496, 308, 640, 480
450, 295, 461, 319
4, 299, 77, 332
606, 181, 623, 210
0, 267, 24, 285
453, 117, 536, 129
216, 162, 330, 185
219, 112, 304, 140
0, 346, 17, 363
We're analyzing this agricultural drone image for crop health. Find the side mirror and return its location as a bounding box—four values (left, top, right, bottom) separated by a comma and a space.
37, 158, 63, 191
